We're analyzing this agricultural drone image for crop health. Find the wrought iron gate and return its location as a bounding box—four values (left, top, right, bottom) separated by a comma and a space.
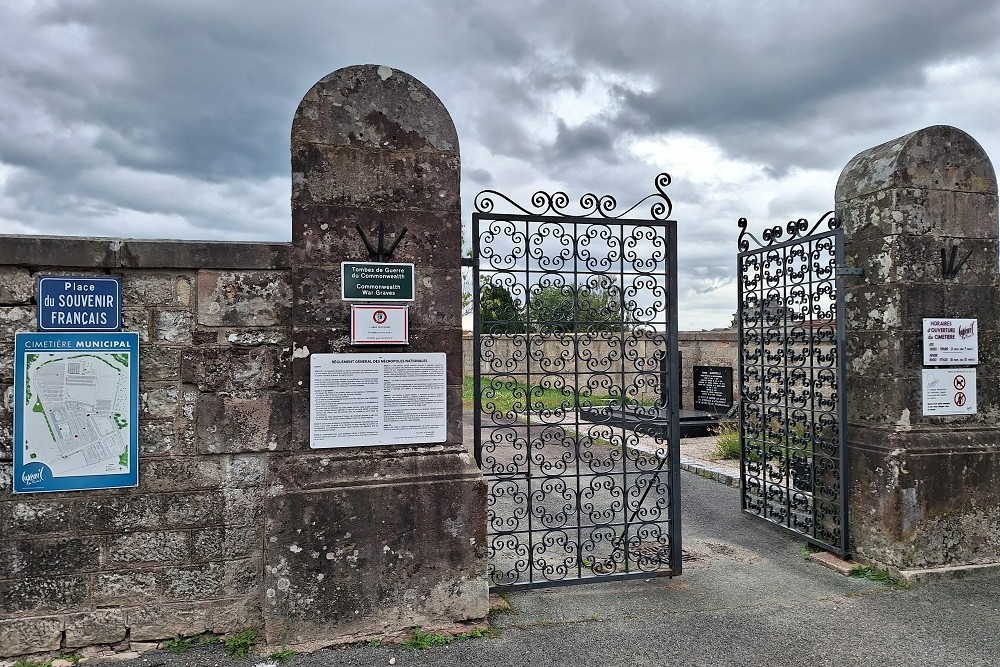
471, 174, 681, 589
736, 212, 849, 555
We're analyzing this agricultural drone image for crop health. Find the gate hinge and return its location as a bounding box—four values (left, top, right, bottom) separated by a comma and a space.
460, 257, 475, 267
837, 267, 863, 276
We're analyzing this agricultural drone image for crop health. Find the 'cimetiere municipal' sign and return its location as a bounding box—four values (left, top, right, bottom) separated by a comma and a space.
37, 276, 122, 331
341, 262, 414, 301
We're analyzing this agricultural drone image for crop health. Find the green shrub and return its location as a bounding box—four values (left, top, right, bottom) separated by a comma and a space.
711, 421, 741, 460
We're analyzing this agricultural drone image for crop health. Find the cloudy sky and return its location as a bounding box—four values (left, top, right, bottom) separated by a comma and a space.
2, 0, 1000, 329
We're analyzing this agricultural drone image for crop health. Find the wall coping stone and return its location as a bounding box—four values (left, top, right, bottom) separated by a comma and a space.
0, 235, 289, 270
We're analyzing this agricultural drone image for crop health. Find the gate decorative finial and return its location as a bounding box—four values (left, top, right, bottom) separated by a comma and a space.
475, 172, 674, 220
737, 211, 839, 252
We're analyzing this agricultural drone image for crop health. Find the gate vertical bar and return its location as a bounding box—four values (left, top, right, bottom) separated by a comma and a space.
667, 219, 682, 572
834, 226, 850, 554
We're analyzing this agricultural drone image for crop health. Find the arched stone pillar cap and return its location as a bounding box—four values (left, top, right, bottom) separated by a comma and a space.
835, 125, 997, 202
292, 64, 458, 153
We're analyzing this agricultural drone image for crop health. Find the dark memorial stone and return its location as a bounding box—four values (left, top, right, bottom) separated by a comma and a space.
693, 365, 733, 414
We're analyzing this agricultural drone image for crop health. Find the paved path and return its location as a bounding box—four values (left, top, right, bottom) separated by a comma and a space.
95, 418, 998, 667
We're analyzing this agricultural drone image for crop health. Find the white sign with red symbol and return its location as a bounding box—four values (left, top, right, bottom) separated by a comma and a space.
350, 305, 408, 345
922, 368, 976, 416
923, 318, 978, 365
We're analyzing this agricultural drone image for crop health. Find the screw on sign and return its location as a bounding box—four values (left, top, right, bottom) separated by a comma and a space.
955, 392, 967, 407
954, 374, 967, 391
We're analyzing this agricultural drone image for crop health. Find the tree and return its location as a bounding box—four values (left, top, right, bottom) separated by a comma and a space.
528, 276, 633, 333
478, 279, 526, 334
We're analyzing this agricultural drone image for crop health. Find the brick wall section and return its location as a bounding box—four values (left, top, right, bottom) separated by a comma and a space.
0, 236, 290, 656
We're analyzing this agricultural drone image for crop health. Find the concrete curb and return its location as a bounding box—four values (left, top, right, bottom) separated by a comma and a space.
680, 460, 739, 487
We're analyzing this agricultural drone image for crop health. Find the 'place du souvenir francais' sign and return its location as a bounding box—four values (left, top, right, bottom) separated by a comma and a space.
37, 276, 122, 331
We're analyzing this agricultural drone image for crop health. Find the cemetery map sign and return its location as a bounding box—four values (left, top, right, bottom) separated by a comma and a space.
13, 332, 139, 493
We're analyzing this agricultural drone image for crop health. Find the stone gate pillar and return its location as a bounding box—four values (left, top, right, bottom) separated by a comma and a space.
836, 125, 1000, 573
263, 65, 487, 648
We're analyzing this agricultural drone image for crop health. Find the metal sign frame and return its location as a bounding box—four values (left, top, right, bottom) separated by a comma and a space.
736, 212, 849, 556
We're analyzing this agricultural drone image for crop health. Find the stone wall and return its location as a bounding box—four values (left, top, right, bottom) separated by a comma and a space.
0, 65, 486, 660
462, 330, 739, 408
0, 238, 290, 656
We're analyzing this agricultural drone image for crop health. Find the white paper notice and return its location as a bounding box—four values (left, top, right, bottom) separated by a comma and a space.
310, 353, 447, 448
922, 368, 976, 416
923, 318, 978, 365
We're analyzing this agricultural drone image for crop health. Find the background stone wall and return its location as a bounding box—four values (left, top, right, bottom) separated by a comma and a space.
0, 236, 290, 657
463, 330, 739, 408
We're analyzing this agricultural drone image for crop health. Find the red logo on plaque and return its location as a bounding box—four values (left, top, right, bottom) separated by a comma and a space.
372, 309, 388, 324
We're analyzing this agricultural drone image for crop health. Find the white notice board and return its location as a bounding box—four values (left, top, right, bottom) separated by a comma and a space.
922, 368, 976, 416
923, 318, 978, 365
310, 353, 447, 447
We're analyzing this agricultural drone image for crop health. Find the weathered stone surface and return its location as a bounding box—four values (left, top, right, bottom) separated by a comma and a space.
125, 603, 211, 642
2, 536, 101, 577
196, 392, 291, 453
263, 473, 487, 646
0, 237, 289, 270
848, 431, 1000, 568
192, 524, 262, 561
139, 458, 228, 492
64, 608, 127, 647
108, 530, 190, 566
0, 345, 13, 383
0, 305, 34, 338
1, 499, 73, 537
293, 145, 459, 211
139, 345, 182, 381
121, 308, 151, 342
837, 125, 1000, 567
123, 273, 194, 307
181, 347, 287, 391
139, 420, 177, 456
292, 65, 458, 152
161, 491, 227, 529
0, 267, 33, 304
291, 205, 462, 268
0, 615, 63, 657
140, 385, 178, 420
209, 597, 261, 635
154, 310, 194, 344
223, 487, 264, 527
72, 492, 224, 533
93, 571, 160, 605
197, 270, 292, 327
0, 575, 89, 613
164, 562, 226, 600
837, 124, 998, 202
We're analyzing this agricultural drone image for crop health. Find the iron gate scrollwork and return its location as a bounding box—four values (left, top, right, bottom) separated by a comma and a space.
472, 174, 681, 589
736, 212, 849, 555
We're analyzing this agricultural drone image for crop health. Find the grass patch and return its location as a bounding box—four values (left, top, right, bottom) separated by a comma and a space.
850, 565, 907, 589
711, 421, 740, 460
269, 647, 296, 664
224, 629, 257, 658
464, 376, 655, 413
162, 633, 216, 654
400, 626, 496, 650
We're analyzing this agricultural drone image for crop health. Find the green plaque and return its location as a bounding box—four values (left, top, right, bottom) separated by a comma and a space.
341, 262, 415, 301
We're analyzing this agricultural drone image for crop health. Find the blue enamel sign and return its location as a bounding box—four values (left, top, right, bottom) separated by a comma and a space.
37, 276, 122, 331
13, 332, 139, 493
